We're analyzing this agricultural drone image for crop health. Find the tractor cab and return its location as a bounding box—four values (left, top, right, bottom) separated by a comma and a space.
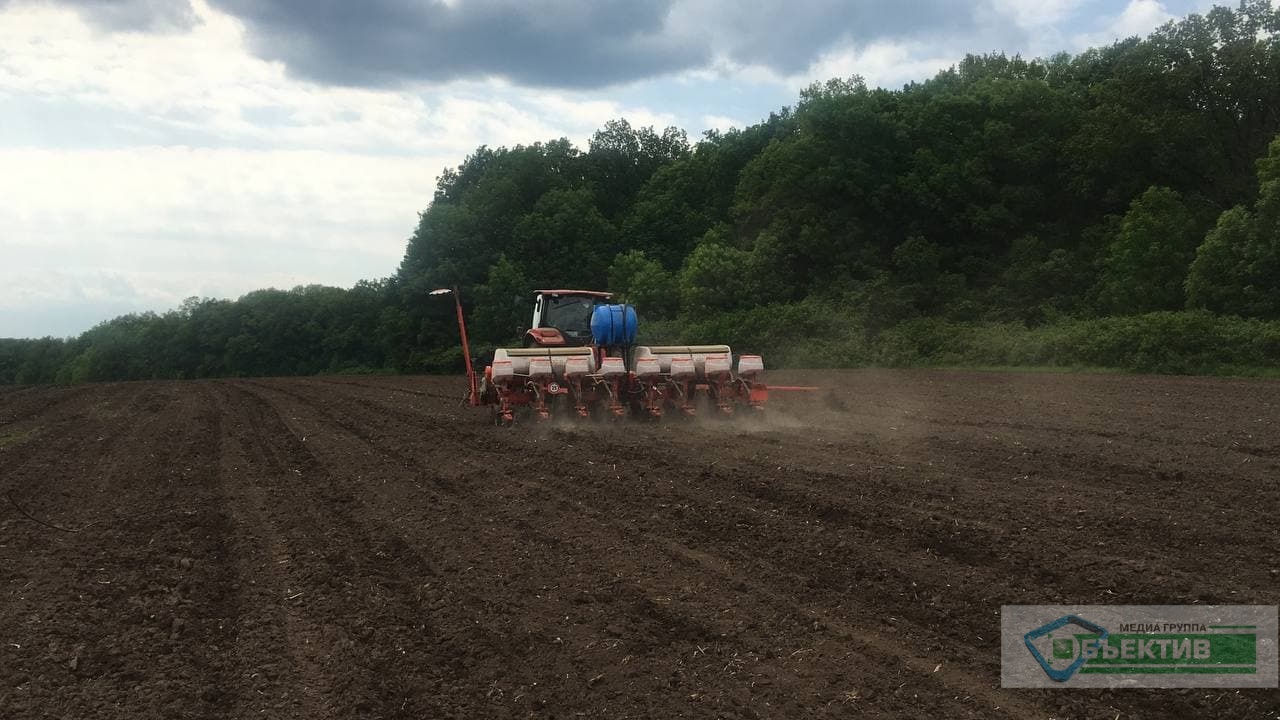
524, 289, 613, 347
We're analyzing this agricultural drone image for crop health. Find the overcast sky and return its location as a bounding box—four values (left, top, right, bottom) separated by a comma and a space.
1, 0, 1218, 338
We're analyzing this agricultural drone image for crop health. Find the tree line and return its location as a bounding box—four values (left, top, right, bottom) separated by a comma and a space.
4, 0, 1280, 384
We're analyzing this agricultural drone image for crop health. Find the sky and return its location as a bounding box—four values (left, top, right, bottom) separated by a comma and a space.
0, 0, 1220, 338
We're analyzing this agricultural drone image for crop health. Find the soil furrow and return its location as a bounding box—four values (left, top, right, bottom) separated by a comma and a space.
2, 370, 1276, 719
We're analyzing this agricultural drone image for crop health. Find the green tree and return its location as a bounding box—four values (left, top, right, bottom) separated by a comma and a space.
991, 235, 1090, 322
1095, 187, 1209, 313
509, 187, 616, 288
1187, 135, 1280, 317
586, 119, 689, 220
1186, 207, 1260, 314
678, 243, 759, 313
607, 250, 678, 319
472, 256, 532, 344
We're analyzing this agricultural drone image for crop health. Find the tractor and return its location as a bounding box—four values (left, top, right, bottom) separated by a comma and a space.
520, 289, 614, 348
434, 288, 807, 424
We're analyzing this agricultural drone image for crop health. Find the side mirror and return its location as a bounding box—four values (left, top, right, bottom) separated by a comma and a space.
515, 325, 526, 337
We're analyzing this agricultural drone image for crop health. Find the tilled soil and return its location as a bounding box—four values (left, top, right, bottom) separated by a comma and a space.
1, 370, 1277, 719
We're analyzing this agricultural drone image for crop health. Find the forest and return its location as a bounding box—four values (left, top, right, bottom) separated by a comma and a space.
3, 1, 1280, 384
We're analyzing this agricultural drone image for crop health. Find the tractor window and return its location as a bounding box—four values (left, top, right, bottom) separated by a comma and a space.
544, 295, 596, 336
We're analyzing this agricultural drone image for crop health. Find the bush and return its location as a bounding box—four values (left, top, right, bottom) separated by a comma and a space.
866, 311, 1280, 374
1062, 311, 1279, 373
648, 307, 1280, 375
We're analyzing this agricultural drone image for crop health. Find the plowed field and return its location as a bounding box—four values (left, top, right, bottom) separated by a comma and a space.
1, 370, 1277, 718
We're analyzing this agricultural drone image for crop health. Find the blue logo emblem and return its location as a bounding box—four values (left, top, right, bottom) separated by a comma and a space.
1023, 615, 1109, 682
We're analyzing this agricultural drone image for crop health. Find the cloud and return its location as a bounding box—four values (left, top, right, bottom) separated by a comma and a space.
0, 146, 443, 336
1107, 0, 1176, 38
0, 0, 199, 31
0, 3, 675, 154
204, 0, 706, 89
701, 114, 741, 132
1072, 0, 1176, 48
670, 0, 987, 78
6, 0, 1200, 96
2, 0, 1209, 95
797, 39, 969, 90
988, 0, 1089, 29
218, 0, 995, 89
15, 0, 1022, 90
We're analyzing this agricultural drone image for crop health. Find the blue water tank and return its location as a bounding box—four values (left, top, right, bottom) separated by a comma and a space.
591, 304, 638, 346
